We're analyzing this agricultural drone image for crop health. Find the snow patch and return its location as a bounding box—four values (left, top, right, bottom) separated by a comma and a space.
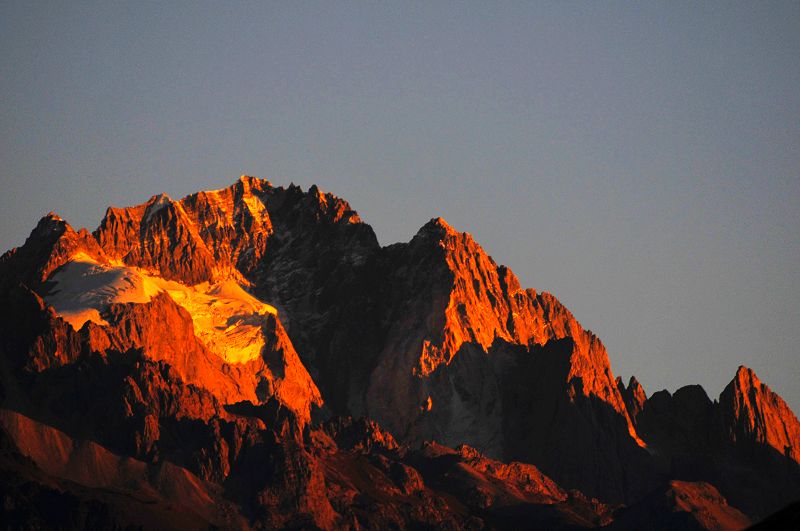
45, 253, 162, 328
165, 278, 277, 364
45, 253, 277, 364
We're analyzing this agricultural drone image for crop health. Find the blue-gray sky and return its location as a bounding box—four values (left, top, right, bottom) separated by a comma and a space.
2, 2, 799, 410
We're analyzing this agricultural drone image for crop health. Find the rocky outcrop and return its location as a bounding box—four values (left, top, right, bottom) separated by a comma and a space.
94, 177, 275, 284
94, 194, 222, 285
611, 480, 751, 530
93, 177, 274, 285
617, 376, 647, 424
85, 293, 321, 423
0, 213, 108, 291
179, 176, 274, 277
322, 416, 399, 454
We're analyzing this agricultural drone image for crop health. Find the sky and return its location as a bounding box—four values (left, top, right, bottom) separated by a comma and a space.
1, 2, 798, 411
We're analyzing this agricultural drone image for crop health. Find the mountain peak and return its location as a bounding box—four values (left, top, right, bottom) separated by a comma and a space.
728, 365, 765, 399
734, 365, 757, 383
417, 216, 458, 238
238, 174, 261, 184
235, 174, 271, 194
34, 211, 69, 233
429, 216, 453, 230
42, 211, 64, 222
720, 365, 800, 464
0, 211, 108, 288
143, 193, 172, 223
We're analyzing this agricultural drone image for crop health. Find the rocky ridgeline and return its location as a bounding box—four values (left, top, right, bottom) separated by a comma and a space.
0, 176, 798, 529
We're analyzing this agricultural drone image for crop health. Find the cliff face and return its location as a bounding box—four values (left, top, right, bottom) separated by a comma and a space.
720, 366, 800, 464
82, 293, 321, 422
0, 213, 108, 291
244, 210, 651, 501
0, 176, 797, 528
351, 218, 649, 502
618, 376, 647, 423
94, 177, 283, 285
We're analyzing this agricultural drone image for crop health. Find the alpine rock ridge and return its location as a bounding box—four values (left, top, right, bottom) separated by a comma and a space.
0, 176, 797, 529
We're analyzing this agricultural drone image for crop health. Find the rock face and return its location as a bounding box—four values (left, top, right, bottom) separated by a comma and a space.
611, 480, 751, 530
618, 376, 647, 423
94, 177, 281, 285
720, 366, 800, 465
0, 213, 109, 290
0, 175, 798, 529
270, 215, 650, 502
83, 292, 321, 422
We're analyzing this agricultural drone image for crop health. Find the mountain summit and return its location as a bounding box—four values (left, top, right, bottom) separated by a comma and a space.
0, 176, 797, 529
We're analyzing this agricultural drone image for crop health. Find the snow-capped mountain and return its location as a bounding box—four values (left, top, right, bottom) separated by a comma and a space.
0, 176, 797, 529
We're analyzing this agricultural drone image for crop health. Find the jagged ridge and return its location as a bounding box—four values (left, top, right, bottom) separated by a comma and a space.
0, 175, 797, 528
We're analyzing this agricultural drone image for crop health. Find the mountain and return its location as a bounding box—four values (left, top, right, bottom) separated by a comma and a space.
609, 480, 751, 531
633, 366, 800, 519
0, 176, 797, 529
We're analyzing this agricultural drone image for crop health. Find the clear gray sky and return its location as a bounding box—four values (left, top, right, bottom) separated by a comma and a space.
2, 2, 799, 410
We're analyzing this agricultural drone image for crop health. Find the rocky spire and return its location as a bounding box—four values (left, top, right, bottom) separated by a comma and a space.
618, 375, 648, 423
720, 366, 800, 464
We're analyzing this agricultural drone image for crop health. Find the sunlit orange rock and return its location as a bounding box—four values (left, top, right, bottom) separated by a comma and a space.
357, 217, 647, 502
721, 366, 800, 465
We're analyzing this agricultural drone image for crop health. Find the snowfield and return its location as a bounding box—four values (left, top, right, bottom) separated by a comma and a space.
45, 253, 277, 364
